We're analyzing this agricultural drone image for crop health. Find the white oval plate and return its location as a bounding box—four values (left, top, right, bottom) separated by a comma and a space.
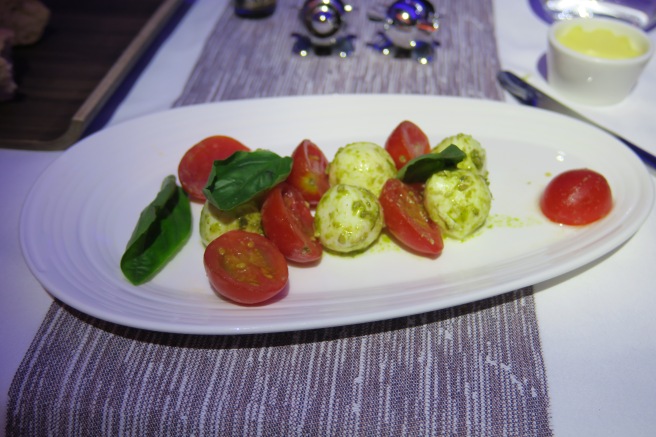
20, 95, 654, 334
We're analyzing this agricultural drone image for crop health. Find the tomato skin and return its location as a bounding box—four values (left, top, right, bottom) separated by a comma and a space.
540, 169, 613, 225
204, 230, 288, 304
261, 183, 322, 263
286, 139, 330, 206
178, 136, 251, 202
379, 178, 443, 256
385, 121, 431, 170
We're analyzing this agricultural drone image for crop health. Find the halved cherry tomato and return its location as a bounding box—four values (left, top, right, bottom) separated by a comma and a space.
204, 230, 288, 304
385, 121, 431, 170
178, 135, 251, 202
261, 182, 322, 263
286, 139, 330, 206
379, 178, 443, 257
540, 168, 613, 226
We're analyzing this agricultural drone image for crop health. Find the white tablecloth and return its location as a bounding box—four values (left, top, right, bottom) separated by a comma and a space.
1, 0, 655, 435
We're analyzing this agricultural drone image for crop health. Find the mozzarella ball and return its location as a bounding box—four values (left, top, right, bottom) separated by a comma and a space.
328, 142, 396, 197
314, 184, 383, 253
424, 169, 492, 240
432, 133, 488, 182
199, 201, 262, 246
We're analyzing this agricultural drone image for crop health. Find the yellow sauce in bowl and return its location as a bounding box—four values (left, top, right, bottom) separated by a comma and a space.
557, 25, 645, 59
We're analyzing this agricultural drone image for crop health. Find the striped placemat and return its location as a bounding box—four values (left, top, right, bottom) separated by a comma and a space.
173, 0, 503, 103
7, 0, 553, 435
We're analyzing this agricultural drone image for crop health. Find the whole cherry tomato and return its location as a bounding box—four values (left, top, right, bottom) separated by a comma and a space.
385, 121, 431, 170
261, 182, 322, 263
286, 139, 330, 206
204, 230, 288, 304
540, 168, 612, 225
379, 178, 443, 257
178, 135, 251, 202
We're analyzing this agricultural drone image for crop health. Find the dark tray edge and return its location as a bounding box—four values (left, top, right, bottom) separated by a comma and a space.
3, 0, 184, 151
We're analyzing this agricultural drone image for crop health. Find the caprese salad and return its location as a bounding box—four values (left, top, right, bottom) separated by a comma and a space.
120, 120, 612, 306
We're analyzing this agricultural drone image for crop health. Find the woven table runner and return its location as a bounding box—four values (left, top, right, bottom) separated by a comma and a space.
7, 0, 552, 435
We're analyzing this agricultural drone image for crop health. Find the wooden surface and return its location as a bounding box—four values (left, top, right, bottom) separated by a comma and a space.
0, 0, 182, 150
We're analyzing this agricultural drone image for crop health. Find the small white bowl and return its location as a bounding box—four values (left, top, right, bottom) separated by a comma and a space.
547, 17, 654, 106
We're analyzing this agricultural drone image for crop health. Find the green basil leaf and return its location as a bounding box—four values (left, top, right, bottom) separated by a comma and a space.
121, 175, 192, 285
397, 144, 466, 183
203, 149, 293, 211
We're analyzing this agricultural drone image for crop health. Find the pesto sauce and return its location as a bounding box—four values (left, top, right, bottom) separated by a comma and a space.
322, 232, 402, 258
485, 214, 542, 229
